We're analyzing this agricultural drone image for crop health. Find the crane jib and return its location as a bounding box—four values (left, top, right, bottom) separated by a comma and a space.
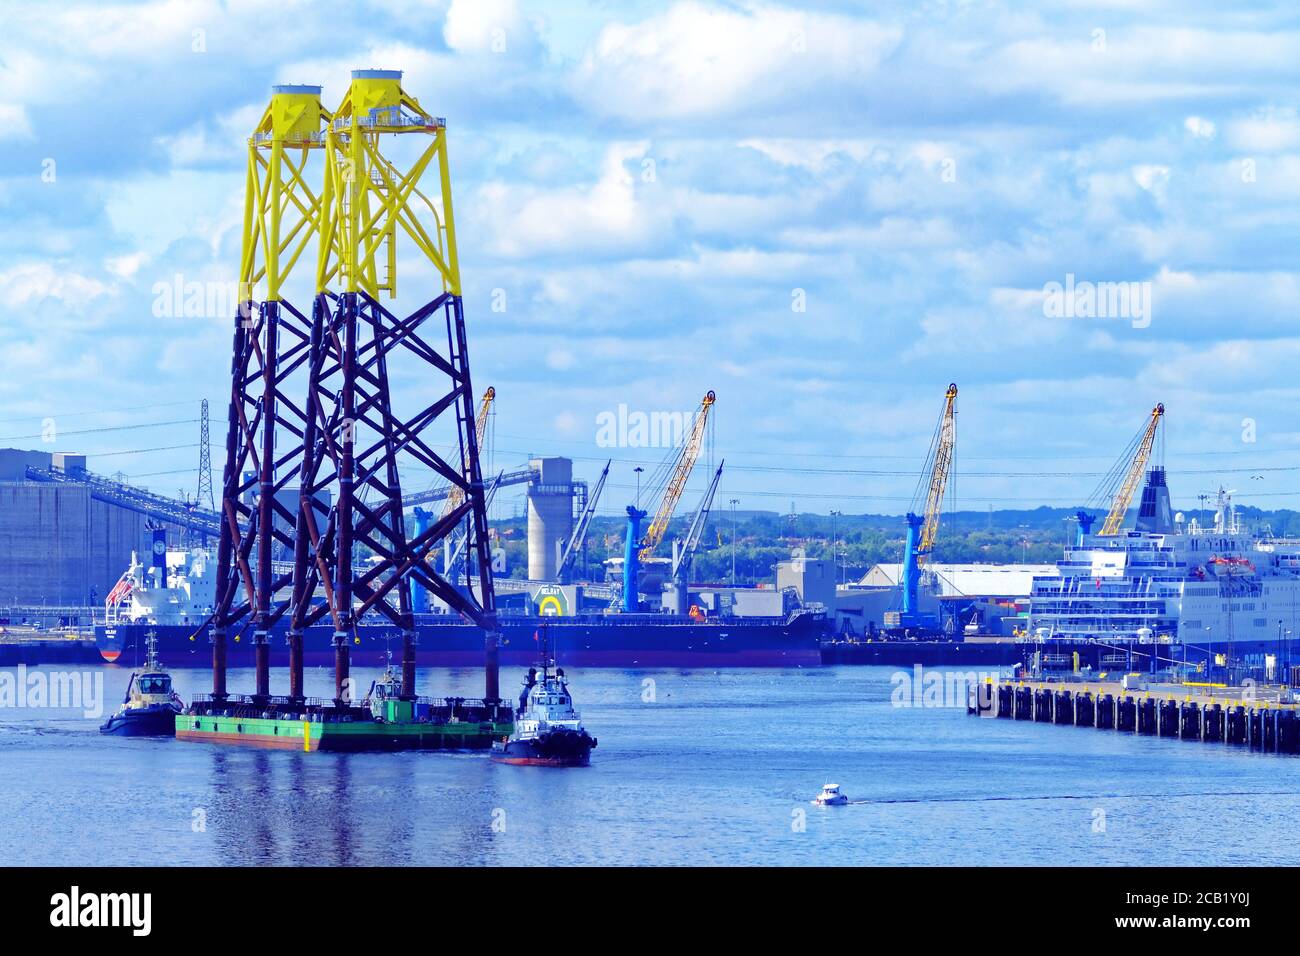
639, 390, 716, 562
1099, 402, 1164, 537
914, 384, 958, 564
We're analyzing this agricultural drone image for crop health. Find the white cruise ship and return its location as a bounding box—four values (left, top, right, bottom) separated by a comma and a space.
1028, 469, 1300, 669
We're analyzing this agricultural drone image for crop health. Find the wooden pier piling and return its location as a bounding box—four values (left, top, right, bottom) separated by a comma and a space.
969, 677, 1300, 756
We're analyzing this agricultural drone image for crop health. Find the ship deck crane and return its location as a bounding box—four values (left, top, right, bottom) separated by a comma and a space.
622, 390, 716, 612
893, 383, 957, 631
557, 459, 610, 583
1084, 402, 1165, 538
444, 470, 505, 589
666, 461, 724, 615
441, 386, 495, 519
409, 387, 494, 612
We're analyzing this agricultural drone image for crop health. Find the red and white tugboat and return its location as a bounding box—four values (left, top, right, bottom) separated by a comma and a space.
491, 629, 597, 767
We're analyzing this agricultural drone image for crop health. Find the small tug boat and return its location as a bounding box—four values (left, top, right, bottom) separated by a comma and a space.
491, 630, 596, 767
100, 631, 183, 737
363, 655, 411, 720
813, 783, 849, 806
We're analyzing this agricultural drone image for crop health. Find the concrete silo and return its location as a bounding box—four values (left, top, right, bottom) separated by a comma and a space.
526, 457, 574, 581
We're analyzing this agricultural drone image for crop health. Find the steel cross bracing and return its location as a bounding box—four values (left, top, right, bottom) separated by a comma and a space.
286, 288, 497, 639
207, 72, 502, 708
211, 296, 320, 699
306, 68, 499, 703
209, 82, 334, 704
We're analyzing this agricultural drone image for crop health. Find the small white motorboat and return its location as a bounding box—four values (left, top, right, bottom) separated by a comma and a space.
813, 783, 849, 806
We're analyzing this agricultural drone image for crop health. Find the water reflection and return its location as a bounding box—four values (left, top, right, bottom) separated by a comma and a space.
9, 666, 1300, 865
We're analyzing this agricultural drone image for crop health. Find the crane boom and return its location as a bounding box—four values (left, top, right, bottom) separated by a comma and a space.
639, 390, 716, 561
916, 383, 958, 563
897, 383, 957, 624
1099, 402, 1164, 536
557, 460, 610, 580
445, 470, 504, 579
441, 386, 495, 519
674, 461, 724, 582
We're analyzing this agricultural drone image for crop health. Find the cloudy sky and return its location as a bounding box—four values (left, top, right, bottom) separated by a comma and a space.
3, 0, 1299, 518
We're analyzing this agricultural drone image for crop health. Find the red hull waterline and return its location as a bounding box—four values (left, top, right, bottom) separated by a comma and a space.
102, 648, 822, 668
490, 754, 591, 767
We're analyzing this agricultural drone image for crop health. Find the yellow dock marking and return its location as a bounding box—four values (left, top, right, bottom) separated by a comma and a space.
304, 720, 310, 752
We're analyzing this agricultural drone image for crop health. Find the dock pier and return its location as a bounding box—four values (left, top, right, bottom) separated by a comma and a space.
968, 677, 1300, 754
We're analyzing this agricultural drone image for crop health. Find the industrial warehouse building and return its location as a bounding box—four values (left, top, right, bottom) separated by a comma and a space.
837, 562, 1058, 636
0, 448, 182, 608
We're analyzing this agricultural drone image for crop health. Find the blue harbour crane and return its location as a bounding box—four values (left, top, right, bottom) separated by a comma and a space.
888, 383, 957, 633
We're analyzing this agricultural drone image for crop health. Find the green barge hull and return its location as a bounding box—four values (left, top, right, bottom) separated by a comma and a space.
175, 693, 512, 752
176, 714, 512, 751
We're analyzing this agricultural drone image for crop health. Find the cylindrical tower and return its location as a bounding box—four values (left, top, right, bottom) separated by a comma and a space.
526, 457, 574, 581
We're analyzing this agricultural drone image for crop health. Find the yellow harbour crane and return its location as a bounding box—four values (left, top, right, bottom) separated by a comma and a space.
409, 386, 495, 605
621, 390, 716, 612
639, 390, 716, 562
1094, 402, 1165, 536
442, 386, 495, 519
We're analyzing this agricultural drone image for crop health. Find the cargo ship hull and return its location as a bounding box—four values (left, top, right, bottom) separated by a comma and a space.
96, 613, 827, 669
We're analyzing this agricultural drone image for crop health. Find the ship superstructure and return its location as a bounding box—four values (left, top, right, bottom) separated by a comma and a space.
1029, 473, 1300, 667
105, 546, 215, 629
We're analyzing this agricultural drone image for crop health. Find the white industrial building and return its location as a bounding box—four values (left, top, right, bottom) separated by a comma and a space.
858, 563, 1058, 598
833, 562, 1057, 637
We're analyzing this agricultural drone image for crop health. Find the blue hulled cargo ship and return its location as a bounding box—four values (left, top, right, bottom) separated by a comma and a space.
95, 546, 829, 667
97, 609, 827, 669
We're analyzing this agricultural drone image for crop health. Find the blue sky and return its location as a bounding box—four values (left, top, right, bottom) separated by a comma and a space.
4, 0, 1300, 518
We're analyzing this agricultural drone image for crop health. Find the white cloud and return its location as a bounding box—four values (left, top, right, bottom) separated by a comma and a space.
444, 0, 538, 55
105, 252, 150, 279
983, 27, 1300, 107
9, 1, 1300, 510
1132, 163, 1170, 199
1225, 107, 1300, 152
156, 103, 264, 165
0, 262, 112, 307
553, 410, 579, 435
1184, 115, 1216, 139
104, 170, 243, 261
572, 3, 901, 121
0, 104, 34, 141
738, 138, 880, 171
474, 141, 663, 257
